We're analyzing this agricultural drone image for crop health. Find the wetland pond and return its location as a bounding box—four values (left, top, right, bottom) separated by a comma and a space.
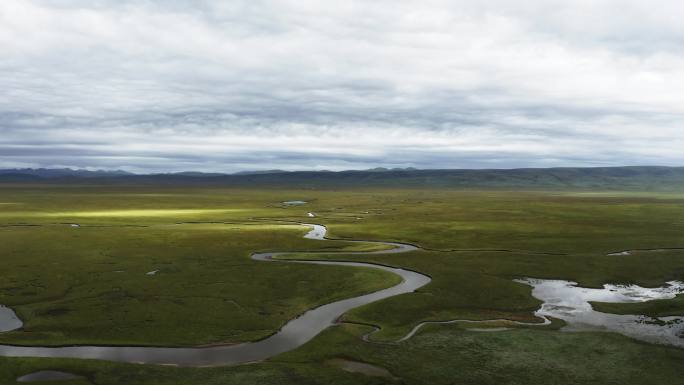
282, 200, 307, 205
17, 371, 85, 383
0, 305, 22, 332
518, 278, 684, 347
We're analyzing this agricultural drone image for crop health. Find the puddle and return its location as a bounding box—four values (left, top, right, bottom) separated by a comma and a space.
282, 200, 307, 206
327, 358, 397, 379
17, 371, 85, 382
607, 251, 631, 256
517, 278, 684, 347
607, 248, 684, 256
0, 305, 22, 332
146, 270, 159, 276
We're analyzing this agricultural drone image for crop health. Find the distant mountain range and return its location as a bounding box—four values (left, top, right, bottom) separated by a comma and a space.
0, 168, 278, 178
1, 166, 684, 190
0, 167, 422, 178
0, 168, 133, 178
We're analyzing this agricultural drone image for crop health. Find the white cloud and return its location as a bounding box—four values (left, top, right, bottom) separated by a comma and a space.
1, 0, 683, 172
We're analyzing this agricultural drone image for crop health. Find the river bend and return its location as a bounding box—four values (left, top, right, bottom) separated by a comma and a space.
0, 224, 429, 367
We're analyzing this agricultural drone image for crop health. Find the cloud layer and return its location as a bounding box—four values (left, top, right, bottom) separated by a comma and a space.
1, 0, 684, 172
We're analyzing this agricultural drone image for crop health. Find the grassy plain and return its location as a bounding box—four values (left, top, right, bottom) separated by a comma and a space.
0, 186, 401, 346
3, 325, 684, 385
1, 184, 684, 384
592, 294, 684, 317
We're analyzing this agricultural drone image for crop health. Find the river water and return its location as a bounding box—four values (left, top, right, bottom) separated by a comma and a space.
3, 224, 683, 367
0, 223, 429, 367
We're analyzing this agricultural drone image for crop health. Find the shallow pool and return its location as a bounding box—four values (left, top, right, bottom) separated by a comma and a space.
517, 278, 684, 347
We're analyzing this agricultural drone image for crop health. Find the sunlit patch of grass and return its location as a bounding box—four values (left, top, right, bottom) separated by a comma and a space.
0, 221, 398, 347
238, 224, 306, 231
1, 185, 684, 383
3, 209, 246, 218
558, 191, 684, 199
171, 223, 306, 232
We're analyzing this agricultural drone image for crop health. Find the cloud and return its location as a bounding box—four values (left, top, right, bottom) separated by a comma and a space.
1, 0, 683, 172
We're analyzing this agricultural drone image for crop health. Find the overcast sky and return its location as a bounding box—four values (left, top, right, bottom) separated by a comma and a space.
1, 0, 684, 173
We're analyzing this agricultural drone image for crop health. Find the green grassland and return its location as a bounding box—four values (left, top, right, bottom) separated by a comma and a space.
591, 294, 684, 317
3, 325, 684, 385
0, 187, 400, 346
1, 184, 684, 384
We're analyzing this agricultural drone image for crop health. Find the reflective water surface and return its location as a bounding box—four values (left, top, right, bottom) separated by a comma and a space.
517, 278, 684, 347
327, 358, 397, 379
0, 223, 428, 367
4, 223, 682, 368
282, 200, 307, 205
17, 371, 85, 383
0, 305, 22, 333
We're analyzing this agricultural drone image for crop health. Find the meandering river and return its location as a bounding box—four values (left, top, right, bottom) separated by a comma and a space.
2, 223, 683, 368
0, 224, 430, 367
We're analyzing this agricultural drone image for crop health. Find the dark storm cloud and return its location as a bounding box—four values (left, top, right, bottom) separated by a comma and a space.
1, 0, 684, 172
